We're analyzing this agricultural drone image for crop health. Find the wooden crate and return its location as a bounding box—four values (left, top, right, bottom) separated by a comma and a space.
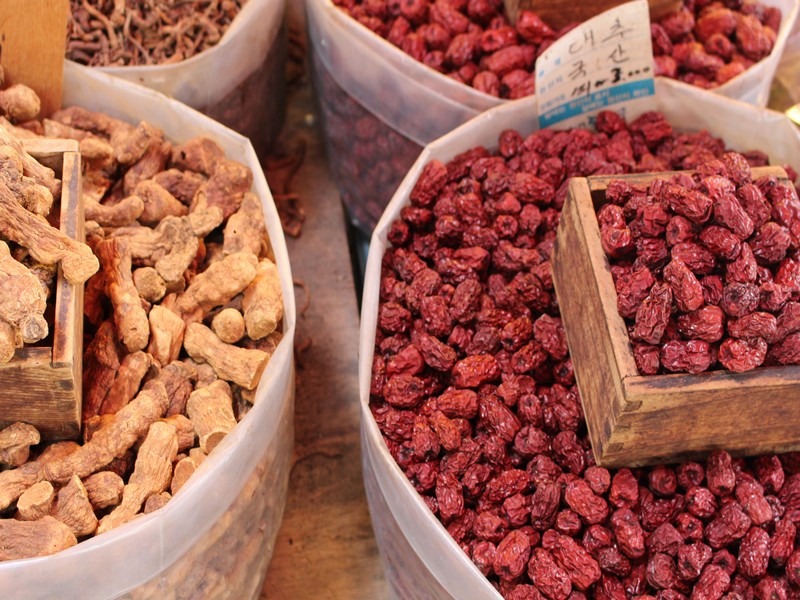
0, 139, 83, 440
551, 166, 800, 468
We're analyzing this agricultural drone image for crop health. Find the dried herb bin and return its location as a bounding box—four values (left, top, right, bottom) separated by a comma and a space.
551, 167, 800, 468
0, 139, 83, 441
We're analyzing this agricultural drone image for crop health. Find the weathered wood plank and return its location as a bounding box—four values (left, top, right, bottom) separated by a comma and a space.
553, 166, 799, 467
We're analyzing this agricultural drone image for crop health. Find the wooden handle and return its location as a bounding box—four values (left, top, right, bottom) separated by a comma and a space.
0, 0, 69, 118
504, 0, 682, 29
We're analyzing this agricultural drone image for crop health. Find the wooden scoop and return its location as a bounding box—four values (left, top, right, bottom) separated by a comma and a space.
0, 0, 69, 118
504, 0, 683, 29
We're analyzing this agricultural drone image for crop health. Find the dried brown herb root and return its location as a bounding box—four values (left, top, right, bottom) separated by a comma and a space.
97, 420, 179, 533
0, 516, 77, 561
96, 238, 150, 353
0, 240, 48, 344
0, 180, 99, 285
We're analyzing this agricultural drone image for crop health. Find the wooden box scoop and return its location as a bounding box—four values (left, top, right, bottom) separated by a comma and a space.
0, 140, 84, 440
503, 0, 682, 29
551, 167, 800, 468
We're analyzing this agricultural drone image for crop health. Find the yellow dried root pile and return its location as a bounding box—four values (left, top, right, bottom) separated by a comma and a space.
0, 100, 285, 561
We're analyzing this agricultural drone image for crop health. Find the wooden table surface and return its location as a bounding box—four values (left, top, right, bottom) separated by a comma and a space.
259, 70, 390, 599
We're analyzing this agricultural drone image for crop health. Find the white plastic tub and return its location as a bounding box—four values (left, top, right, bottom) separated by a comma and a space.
83, 0, 288, 157
358, 78, 800, 599
0, 63, 296, 600
308, 0, 798, 234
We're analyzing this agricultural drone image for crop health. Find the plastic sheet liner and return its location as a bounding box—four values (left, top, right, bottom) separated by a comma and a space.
308, 0, 798, 235
0, 63, 296, 600
89, 0, 288, 156
358, 78, 800, 600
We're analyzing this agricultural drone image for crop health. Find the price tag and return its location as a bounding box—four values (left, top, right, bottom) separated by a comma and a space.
535, 0, 655, 130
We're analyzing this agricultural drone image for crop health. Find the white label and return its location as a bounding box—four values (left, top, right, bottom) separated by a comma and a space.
535, 0, 655, 129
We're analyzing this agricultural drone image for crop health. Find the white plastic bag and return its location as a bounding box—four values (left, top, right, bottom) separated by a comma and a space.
0, 62, 296, 600
89, 0, 288, 156
358, 78, 800, 600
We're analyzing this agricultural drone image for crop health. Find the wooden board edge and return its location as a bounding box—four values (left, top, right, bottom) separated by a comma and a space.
573, 177, 640, 380
52, 150, 82, 367
553, 178, 628, 462
587, 165, 789, 192
622, 364, 800, 411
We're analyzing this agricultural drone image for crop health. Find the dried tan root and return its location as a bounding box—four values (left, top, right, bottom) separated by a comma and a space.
52, 475, 98, 537
116, 122, 163, 166
144, 360, 196, 416
0, 117, 40, 139
211, 308, 245, 344
187, 206, 223, 237
0, 180, 98, 284
0, 125, 60, 198
191, 158, 253, 220
82, 471, 124, 510
0, 150, 54, 216
223, 192, 267, 257
161, 414, 196, 452
21, 257, 57, 300
123, 140, 171, 196
43, 382, 169, 485
42, 118, 91, 142
184, 323, 269, 390
82, 321, 122, 420
83, 172, 114, 205
83, 272, 106, 328
242, 259, 282, 340
79, 137, 116, 171
84, 194, 144, 227
184, 357, 218, 388
111, 216, 199, 284
143, 491, 171, 514
0, 240, 48, 343
84, 219, 104, 242
105, 451, 134, 481
239, 331, 284, 404
97, 420, 178, 534
186, 380, 237, 454
171, 456, 196, 495
0, 422, 40, 467
188, 447, 207, 467
16, 481, 55, 521
0, 516, 77, 560
97, 238, 150, 353
0, 441, 80, 511
99, 351, 153, 415
133, 267, 166, 303
147, 305, 185, 366
153, 168, 206, 205
0, 320, 16, 364
178, 252, 257, 315
0, 84, 40, 123
171, 137, 224, 176
51, 106, 128, 138
82, 415, 115, 445
134, 179, 187, 224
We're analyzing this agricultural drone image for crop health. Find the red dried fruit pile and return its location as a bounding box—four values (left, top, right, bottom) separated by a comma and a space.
371, 110, 800, 598
599, 156, 800, 375
333, 0, 780, 98
653, 0, 781, 88
333, 0, 561, 99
